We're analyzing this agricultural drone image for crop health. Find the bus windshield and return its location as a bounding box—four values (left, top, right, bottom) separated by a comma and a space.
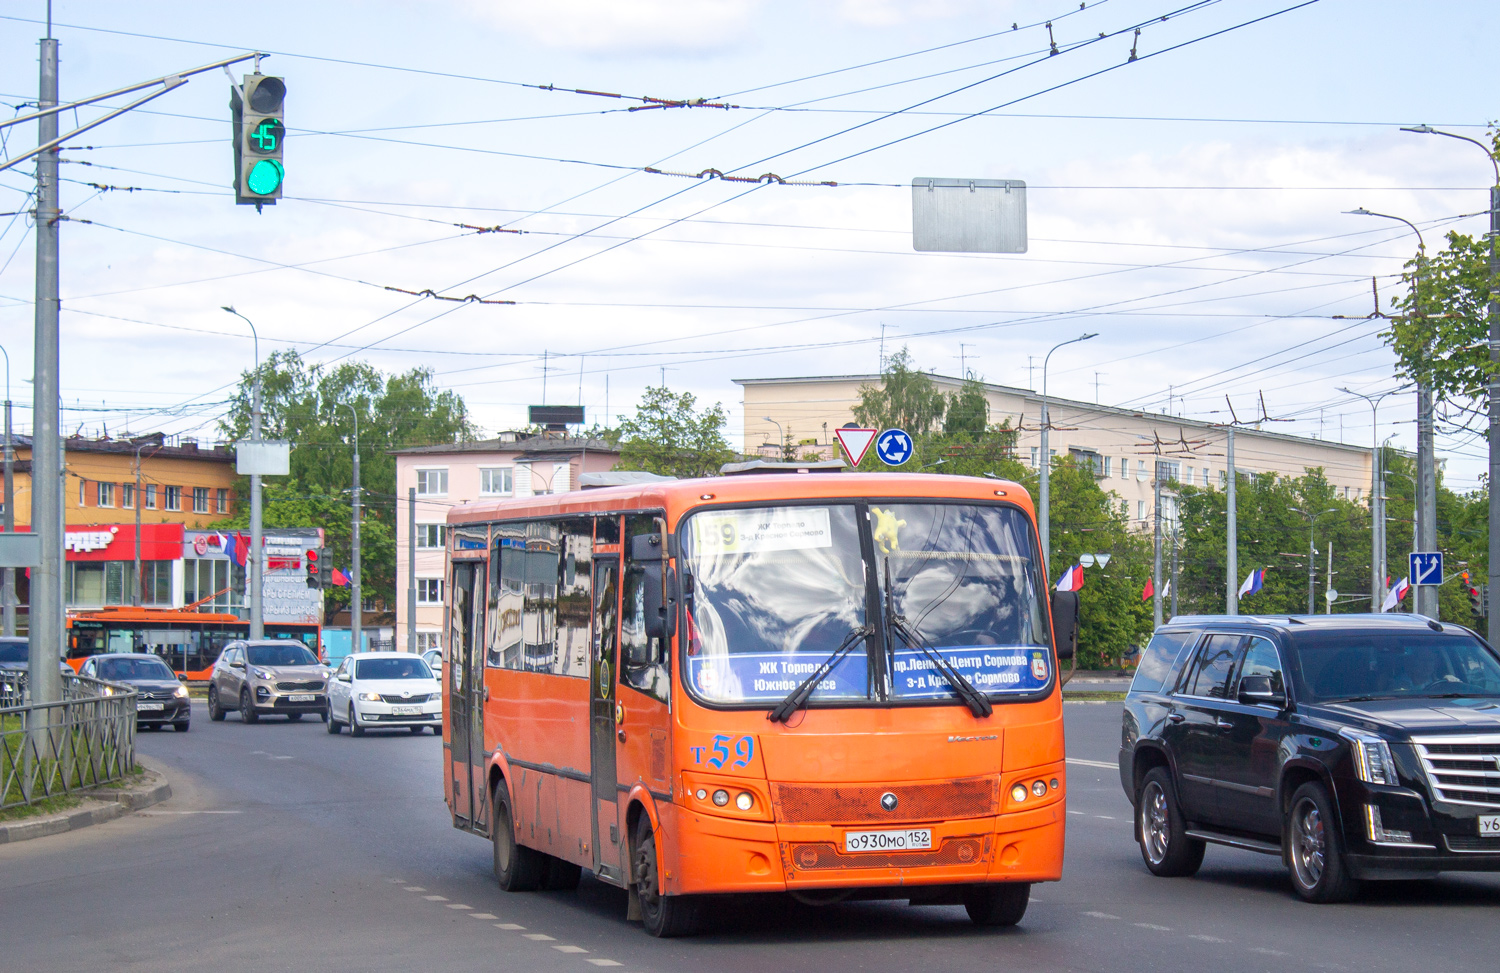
681, 502, 1050, 707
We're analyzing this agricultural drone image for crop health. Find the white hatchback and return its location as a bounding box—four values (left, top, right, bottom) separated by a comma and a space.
326, 652, 442, 736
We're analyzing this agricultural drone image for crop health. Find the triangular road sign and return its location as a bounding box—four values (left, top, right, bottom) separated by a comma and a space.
835, 426, 877, 466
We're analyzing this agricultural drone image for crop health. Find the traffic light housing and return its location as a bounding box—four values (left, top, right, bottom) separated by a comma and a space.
231, 73, 285, 208
1470, 582, 1486, 618
305, 548, 321, 590
319, 558, 334, 589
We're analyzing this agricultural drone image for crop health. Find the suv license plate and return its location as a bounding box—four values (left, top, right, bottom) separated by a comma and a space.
287, 694, 315, 703
1479, 814, 1500, 837
137, 702, 164, 711
392, 705, 421, 716
844, 828, 933, 853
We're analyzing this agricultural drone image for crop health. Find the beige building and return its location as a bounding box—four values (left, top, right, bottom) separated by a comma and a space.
736, 374, 1377, 531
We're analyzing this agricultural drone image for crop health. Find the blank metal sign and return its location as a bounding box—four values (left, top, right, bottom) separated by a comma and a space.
911, 177, 1027, 253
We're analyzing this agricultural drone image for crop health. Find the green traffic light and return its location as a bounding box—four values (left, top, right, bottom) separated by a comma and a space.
246, 159, 283, 195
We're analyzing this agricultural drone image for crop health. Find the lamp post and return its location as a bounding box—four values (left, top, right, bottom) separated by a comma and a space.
1401, 124, 1499, 634
222, 306, 263, 639
1345, 209, 1436, 618
1338, 386, 1400, 611
130, 434, 164, 607
1290, 507, 1339, 614
343, 404, 361, 655
1040, 333, 1098, 570
0, 344, 12, 637
762, 416, 784, 459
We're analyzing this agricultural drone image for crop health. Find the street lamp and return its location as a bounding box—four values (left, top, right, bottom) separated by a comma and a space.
222, 306, 264, 639
1344, 208, 1437, 618
1040, 333, 1098, 569
1290, 507, 1339, 614
129, 434, 165, 608
1401, 124, 1500, 636
343, 403, 361, 655
1338, 386, 1402, 611
762, 416, 784, 459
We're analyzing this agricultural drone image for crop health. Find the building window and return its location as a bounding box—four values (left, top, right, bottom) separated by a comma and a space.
1029, 446, 1038, 467
192, 486, 209, 514
362, 596, 377, 612
144, 484, 157, 510
416, 631, 442, 653
417, 578, 443, 604
1201, 467, 1210, 488
140, 560, 172, 606
1137, 500, 1147, 521
1069, 448, 1103, 477
164, 486, 182, 511
97, 482, 114, 508
1120, 457, 1130, 479
415, 469, 448, 496
479, 467, 513, 496
1101, 456, 1112, 478
416, 524, 446, 549
79, 479, 88, 506
121, 483, 135, 509
216, 488, 229, 513
1136, 460, 1148, 482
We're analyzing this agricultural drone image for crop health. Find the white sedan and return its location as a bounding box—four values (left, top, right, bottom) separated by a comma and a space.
326, 652, 442, 736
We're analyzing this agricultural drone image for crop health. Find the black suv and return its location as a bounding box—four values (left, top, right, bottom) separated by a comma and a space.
1119, 614, 1500, 902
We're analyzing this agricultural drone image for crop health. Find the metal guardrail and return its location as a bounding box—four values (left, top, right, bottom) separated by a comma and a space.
1, 669, 137, 811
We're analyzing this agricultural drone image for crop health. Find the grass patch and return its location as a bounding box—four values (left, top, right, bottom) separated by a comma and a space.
1063, 691, 1127, 702
0, 793, 82, 823
3, 715, 134, 810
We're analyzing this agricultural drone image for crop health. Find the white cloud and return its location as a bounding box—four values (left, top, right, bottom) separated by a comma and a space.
833, 0, 1004, 28
458, 0, 764, 55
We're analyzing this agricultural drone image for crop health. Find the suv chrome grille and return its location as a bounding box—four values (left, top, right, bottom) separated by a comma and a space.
1413, 735, 1500, 810
276, 680, 323, 691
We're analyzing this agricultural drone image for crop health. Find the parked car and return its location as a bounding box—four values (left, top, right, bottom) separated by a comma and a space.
327, 652, 441, 736
421, 648, 442, 675
79, 653, 191, 731
1120, 613, 1500, 903
207, 640, 330, 723
0, 635, 74, 678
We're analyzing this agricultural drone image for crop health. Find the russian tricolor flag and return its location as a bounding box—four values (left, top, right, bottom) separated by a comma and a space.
1055, 564, 1084, 592
1381, 577, 1410, 613
1238, 568, 1265, 598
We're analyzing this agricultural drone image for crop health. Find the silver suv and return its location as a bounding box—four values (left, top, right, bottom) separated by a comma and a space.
207, 639, 329, 724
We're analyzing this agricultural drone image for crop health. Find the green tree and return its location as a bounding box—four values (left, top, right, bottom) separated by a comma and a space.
616, 386, 735, 478
853, 348, 946, 435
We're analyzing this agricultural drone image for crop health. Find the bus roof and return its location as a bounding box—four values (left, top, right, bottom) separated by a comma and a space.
446, 472, 1034, 527
69, 606, 244, 623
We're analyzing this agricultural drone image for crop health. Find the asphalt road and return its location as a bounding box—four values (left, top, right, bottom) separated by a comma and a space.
4, 700, 1499, 973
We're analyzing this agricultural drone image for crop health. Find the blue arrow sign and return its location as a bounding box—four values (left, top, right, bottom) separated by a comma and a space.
1410, 551, 1443, 587
876, 428, 914, 466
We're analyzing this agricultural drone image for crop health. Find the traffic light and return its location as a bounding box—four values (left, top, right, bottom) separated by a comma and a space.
305, 548, 321, 590
1470, 582, 1487, 619
319, 557, 334, 590
231, 73, 285, 208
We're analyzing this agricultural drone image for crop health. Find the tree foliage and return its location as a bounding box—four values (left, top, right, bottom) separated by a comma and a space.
616, 386, 735, 478
853, 348, 947, 435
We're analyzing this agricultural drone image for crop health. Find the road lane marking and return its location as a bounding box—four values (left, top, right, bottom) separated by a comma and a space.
495, 923, 525, 930
1251, 948, 1288, 957
403, 886, 426, 892
446, 903, 474, 909
1134, 923, 1172, 931
1067, 810, 1084, 816
1094, 815, 1116, 820
423, 895, 449, 901
524, 933, 557, 941
1066, 757, 1116, 769
553, 946, 588, 954
586, 961, 622, 967
1190, 935, 1228, 943
1083, 911, 1120, 920
139, 810, 243, 815
469, 913, 498, 919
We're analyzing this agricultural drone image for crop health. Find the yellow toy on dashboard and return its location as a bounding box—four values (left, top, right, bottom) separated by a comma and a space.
871, 506, 906, 554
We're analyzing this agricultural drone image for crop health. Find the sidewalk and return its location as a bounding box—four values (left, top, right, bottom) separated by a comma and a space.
0, 758, 171, 845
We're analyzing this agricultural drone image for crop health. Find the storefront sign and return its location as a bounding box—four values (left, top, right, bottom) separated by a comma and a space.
65, 524, 185, 562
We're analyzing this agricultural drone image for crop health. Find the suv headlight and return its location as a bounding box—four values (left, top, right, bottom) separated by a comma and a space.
357, 692, 382, 702
253, 667, 275, 680
1341, 727, 1399, 785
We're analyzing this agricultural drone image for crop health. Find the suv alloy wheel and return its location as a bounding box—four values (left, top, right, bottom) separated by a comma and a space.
1286, 782, 1358, 903
1136, 767, 1205, 877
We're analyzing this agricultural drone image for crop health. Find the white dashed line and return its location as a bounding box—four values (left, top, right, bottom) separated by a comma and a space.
1251, 947, 1288, 957
1094, 815, 1116, 820
586, 961, 622, 968
469, 913, 498, 919
1083, 911, 1120, 920
553, 946, 588, 954
524, 933, 557, 941
1066, 757, 1117, 769
1190, 935, 1228, 943
495, 923, 526, 930
1134, 923, 1172, 931
446, 903, 474, 909
403, 886, 426, 892
423, 895, 449, 902
1067, 810, 1085, 816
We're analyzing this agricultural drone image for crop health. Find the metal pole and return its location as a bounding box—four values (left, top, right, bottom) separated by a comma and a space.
1226, 427, 1237, 614
347, 406, 361, 654
1488, 181, 1499, 633
1340, 388, 1395, 611
1153, 462, 1163, 628
1416, 382, 1437, 617
1307, 520, 1316, 615
3, 388, 14, 637
133, 447, 142, 606
1170, 523, 1180, 619
1326, 540, 1335, 614
1039, 332, 1097, 570
28, 33, 62, 712
406, 486, 416, 653
223, 307, 262, 638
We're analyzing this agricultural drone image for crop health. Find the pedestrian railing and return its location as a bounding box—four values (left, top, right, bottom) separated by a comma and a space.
0, 670, 137, 811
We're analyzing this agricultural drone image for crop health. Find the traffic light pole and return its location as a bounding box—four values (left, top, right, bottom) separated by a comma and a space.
407, 487, 417, 654
345, 405, 361, 655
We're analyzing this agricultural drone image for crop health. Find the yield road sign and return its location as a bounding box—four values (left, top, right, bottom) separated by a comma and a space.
834, 426, 877, 466
876, 428, 914, 466
1410, 551, 1443, 586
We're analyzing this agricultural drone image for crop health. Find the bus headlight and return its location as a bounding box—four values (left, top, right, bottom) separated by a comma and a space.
1011, 783, 1028, 803
1032, 780, 1047, 797
735, 792, 754, 811
712, 789, 730, 807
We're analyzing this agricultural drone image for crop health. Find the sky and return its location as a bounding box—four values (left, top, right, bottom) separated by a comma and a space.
0, 0, 1496, 487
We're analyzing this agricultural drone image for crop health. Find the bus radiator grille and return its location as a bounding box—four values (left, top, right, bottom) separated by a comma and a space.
783, 836, 991, 872
771, 778, 998, 824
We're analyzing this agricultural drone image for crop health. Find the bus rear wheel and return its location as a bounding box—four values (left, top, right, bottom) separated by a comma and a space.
492, 781, 546, 892
633, 816, 700, 937
963, 883, 1030, 927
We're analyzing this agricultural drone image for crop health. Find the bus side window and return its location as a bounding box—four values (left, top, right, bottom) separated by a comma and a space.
557, 519, 593, 679
489, 525, 527, 670
621, 564, 668, 704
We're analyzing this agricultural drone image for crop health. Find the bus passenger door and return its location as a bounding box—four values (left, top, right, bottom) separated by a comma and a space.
449, 561, 486, 832
590, 556, 623, 882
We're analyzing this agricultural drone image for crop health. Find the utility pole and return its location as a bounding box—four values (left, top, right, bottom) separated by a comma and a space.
1226, 427, 1238, 615
1340, 387, 1396, 612
133, 446, 143, 606
1039, 333, 1097, 570
1, 344, 14, 637
346, 405, 361, 654
1307, 524, 1316, 615
407, 486, 417, 654
1325, 540, 1335, 614
28, 29, 63, 712
1170, 523, 1180, 619
223, 307, 263, 638
1153, 462, 1164, 628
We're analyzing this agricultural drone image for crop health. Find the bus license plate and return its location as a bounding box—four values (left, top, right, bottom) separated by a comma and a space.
287, 694, 315, 703
137, 703, 164, 712
392, 705, 421, 716
844, 828, 932, 853
1479, 815, 1500, 837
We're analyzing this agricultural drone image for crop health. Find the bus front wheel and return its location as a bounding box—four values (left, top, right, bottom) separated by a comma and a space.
963, 883, 1030, 927
632, 816, 700, 937
492, 781, 546, 892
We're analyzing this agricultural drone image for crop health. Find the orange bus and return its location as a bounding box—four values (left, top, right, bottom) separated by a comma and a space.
443, 471, 1077, 937
66, 606, 322, 679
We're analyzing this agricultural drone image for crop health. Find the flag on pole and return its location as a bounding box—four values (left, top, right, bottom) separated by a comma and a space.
1055, 564, 1084, 592
222, 533, 238, 566
1140, 577, 1154, 602
1381, 577, 1410, 613
1238, 568, 1265, 598
331, 568, 350, 587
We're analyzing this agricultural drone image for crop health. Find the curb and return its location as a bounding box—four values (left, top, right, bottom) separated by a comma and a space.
0, 768, 171, 845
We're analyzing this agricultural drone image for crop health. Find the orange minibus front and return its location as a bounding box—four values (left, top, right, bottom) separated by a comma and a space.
443, 472, 1075, 937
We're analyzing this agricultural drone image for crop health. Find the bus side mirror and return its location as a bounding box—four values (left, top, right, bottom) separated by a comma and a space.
1051, 589, 1079, 660
641, 562, 678, 644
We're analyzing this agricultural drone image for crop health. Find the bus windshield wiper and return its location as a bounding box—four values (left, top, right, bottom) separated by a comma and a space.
767, 623, 873, 724
883, 558, 992, 719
